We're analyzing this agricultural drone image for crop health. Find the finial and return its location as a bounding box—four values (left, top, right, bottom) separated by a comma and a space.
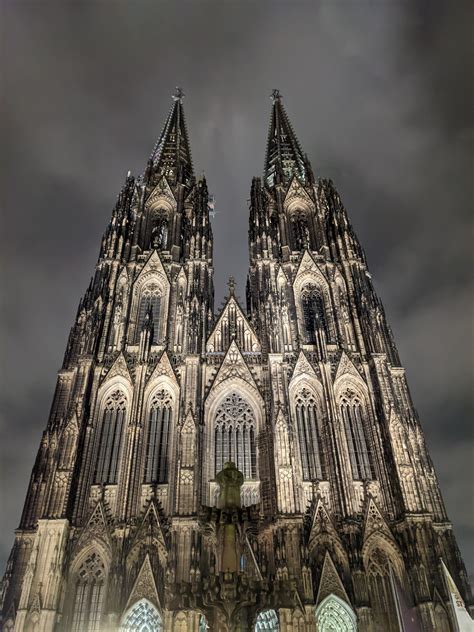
271, 89, 282, 102
227, 277, 236, 296
172, 86, 185, 102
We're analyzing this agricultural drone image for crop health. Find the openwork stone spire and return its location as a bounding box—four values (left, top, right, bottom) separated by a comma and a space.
149, 86, 194, 185
264, 89, 307, 188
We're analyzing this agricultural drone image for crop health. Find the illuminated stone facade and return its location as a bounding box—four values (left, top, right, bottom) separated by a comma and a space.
1, 90, 471, 631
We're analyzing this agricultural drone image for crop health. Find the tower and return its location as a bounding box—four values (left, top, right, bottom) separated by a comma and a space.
1, 90, 471, 632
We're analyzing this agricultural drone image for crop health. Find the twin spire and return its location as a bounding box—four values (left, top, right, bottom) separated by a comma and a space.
149, 87, 310, 189
264, 89, 308, 188
149, 87, 194, 186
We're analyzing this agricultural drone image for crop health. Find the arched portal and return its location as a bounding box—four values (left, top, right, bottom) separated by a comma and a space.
120, 599, 163, 632
255, 608, 279, 631
315, 594, 357, 632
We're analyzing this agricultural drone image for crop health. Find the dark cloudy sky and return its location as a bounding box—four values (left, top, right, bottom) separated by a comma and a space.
1, 0, 473, 581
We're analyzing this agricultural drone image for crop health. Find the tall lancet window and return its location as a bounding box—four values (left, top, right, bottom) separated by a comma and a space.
295, 388, 326, 480
135, 284, 161, 344
144, 389, 172, 484
340, 390, 374, 480
71, 552, 106, 632
93, 390, 127, 485
302, 285, 329, 343
215, 392, 257, 479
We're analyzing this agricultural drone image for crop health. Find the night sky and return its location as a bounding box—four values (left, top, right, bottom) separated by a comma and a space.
1, 1, 473, 582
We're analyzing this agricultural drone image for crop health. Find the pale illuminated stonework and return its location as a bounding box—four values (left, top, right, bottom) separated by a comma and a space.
0, 90, 470, 631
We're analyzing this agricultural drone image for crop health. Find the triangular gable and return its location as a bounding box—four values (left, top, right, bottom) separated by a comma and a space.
117, 266, 129, 287
181, 408, 196, 433
334, 351, 363, 384
276, 265, 290, 288
284, 175, 314, 207
275, 406, 289, 431
134, 250, 170, 286
293, 250, 329, 288
132, 501, 168, 564
208, 340, 261, 394
291, 351, 318, 381
124, 554, 161, 612
316, 551, 350, 607
145, 175, 177, 208
29, 591, 42, 615
176, 266, 187, 287
308, 498, 341, 552
76, 502, 111, 551
146, 350, 179, 387
103, 352, 133, 384
363, 497, 394, 544
206, 295, 261, 353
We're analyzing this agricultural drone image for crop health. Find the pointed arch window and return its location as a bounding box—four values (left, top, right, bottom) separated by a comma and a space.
93, 390, 127, 485
367, 549, 400, 632
340, 390, 374, 480
144, 390, 172, 484
215, 392, 257, 479
71, 552, 106, 632
135, 284, 162, 344
295, 388, 326, 480
302, 285, 329, 343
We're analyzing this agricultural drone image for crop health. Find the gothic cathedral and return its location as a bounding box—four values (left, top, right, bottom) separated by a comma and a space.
1, 90, 471, 632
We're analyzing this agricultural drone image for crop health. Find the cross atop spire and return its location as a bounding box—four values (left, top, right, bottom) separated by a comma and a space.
172, 86, 185, 102
148, 87, 194, 186
270, 88, 282, 102
264, 92, 308, 188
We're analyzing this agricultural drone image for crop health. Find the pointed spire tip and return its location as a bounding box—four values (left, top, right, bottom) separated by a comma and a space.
271, 89, 282, 102
172, 86, 185, 102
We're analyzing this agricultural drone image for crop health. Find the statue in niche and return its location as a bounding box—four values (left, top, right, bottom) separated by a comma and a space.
151, 213, 168, 249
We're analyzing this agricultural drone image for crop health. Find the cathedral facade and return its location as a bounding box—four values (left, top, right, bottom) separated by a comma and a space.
1, 90, 471, 632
